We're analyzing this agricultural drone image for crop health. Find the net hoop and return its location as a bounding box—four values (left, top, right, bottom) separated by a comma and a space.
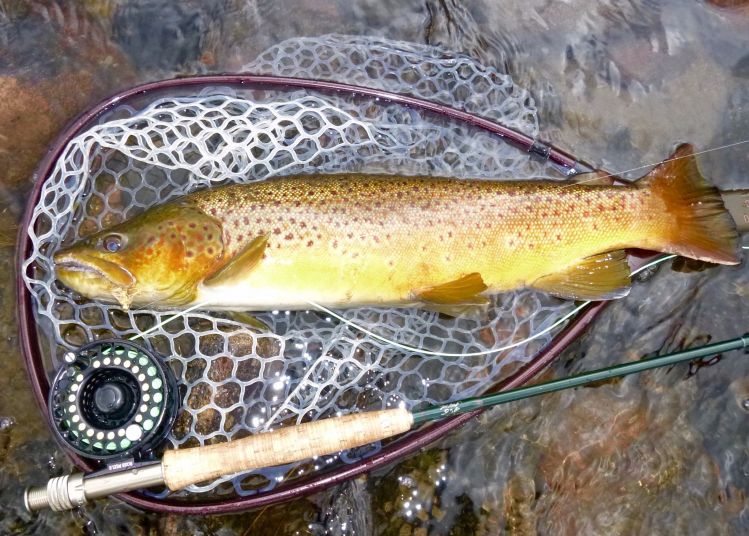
16, 74, 608, 514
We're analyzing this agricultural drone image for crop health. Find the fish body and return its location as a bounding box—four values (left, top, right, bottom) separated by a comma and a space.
54, 145, 740, 312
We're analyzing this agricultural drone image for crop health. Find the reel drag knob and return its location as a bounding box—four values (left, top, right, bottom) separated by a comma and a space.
48, 340, 178, 461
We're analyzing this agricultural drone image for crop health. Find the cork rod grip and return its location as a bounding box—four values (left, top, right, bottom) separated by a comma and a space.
161, 407, 414, 490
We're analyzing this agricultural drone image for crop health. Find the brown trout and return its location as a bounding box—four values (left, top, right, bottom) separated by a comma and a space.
54, 144, 740, 312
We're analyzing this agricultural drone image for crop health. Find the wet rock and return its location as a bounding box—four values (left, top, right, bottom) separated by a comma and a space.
0, 1, 135, 188
112, 0, 223, 72
372, 448, 448, 534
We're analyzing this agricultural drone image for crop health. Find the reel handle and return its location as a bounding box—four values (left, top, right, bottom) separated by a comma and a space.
162, 407, 414, 490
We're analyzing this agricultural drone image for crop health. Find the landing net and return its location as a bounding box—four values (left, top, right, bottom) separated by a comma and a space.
22, 35, 573, 497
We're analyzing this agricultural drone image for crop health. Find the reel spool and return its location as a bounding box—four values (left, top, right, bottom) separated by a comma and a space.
48, 339, 178, 462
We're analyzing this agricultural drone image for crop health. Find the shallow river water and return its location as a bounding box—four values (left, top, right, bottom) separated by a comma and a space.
1, 1, 749, 534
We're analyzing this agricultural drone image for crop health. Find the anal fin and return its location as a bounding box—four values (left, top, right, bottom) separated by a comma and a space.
422, 303, 487, 318
415, 272, 489, 306
533, 250, 631, 301
205, 235, 269, 288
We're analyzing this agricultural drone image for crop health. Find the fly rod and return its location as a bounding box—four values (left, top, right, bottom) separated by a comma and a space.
25, 333, 749, 513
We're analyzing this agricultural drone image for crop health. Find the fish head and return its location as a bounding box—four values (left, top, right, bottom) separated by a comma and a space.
54, 202, 225, 309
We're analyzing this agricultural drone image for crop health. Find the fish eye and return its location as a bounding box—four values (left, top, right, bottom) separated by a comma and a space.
102, 234, 123, 253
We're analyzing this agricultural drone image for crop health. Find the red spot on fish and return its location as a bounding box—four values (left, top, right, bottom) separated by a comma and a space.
307, 240, 314, 247
597, 203, 605, 212
583, 211, 590, 217
333, 240, 338, 249
273, 228, 281, 235
189, 222, 196, 229
207, 247, 214, 255
236, 234, 244, 242
284, 233, 293, 240
556, 234, 562, 241
593, 223, 599, 231
186, 251, 193, 258
243, 216, 249, 225
509, 239, 515, 246
210, 208, 217, 216
388, 260, 394, 267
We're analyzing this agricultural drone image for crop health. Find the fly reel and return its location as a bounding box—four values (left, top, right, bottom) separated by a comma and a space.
48, 339, 178, 462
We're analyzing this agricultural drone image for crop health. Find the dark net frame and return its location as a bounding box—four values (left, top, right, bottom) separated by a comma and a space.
16, 74, 615, 514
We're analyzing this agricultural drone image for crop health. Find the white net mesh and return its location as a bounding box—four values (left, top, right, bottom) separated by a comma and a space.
22, 35, 575, 498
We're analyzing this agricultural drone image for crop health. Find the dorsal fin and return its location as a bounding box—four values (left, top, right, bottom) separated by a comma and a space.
570, 170, 616, 186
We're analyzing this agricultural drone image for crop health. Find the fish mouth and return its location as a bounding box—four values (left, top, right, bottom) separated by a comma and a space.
53, 251, 136, 290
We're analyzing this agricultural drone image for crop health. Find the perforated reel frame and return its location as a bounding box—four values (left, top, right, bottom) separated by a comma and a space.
48, 339, 179, 462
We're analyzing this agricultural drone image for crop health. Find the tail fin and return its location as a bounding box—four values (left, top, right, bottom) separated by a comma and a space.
641, 143, 740, 265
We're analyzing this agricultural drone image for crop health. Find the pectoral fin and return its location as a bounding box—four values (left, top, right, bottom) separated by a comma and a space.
415, 272, 489, 305
533, 250, 631, 301
223, 311, 272, 332
204, 235, 269, 288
